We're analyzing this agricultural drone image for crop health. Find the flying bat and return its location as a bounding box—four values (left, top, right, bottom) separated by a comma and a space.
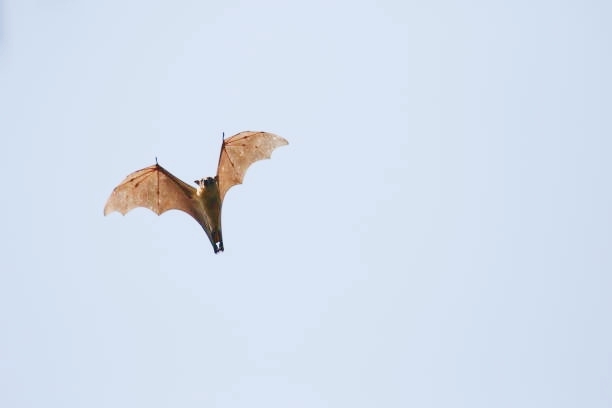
104, 131, 288, 253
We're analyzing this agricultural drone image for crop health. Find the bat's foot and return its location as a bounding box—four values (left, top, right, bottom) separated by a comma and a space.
214, 241, 224, 254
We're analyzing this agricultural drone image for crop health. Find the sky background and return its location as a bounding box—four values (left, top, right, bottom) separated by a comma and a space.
1, 0, 611, 406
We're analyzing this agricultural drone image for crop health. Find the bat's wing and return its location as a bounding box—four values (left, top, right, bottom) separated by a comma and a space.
104, 163, 201, 221
217, 131, 288, 201
104, 164, 224, 253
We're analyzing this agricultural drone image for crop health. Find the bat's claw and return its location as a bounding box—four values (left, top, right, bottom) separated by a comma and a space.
213, 241, 224, 254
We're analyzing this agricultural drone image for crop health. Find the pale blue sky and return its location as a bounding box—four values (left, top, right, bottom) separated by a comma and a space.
1, 1, 611, 407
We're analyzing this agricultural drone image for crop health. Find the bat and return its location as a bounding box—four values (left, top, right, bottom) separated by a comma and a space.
104, 131, 288, 253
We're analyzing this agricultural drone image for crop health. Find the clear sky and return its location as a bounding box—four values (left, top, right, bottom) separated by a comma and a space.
1, 1, 611, 407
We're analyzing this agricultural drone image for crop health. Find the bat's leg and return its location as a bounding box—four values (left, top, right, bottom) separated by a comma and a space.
212, 229, 224, 253
217, 229, 224, 252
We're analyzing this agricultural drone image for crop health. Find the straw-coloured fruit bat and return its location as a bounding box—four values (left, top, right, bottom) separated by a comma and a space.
104, 131, 288, 253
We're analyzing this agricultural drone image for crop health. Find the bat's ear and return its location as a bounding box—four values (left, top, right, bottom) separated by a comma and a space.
194, 179, 202, 187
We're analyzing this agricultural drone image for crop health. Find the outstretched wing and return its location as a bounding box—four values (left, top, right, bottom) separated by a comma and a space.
104, 164, 225, 253
104, 163, 199, 219
217, 131, 288, 201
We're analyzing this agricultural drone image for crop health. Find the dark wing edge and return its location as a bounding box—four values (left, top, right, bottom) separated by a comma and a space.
217, 131, 288, 201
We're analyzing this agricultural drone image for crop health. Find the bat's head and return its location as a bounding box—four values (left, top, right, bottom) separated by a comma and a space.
194, 177, 217, 191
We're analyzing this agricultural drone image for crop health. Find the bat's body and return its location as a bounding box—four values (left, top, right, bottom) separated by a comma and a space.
194, 176, 223, 252
104, 131, 288, 253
